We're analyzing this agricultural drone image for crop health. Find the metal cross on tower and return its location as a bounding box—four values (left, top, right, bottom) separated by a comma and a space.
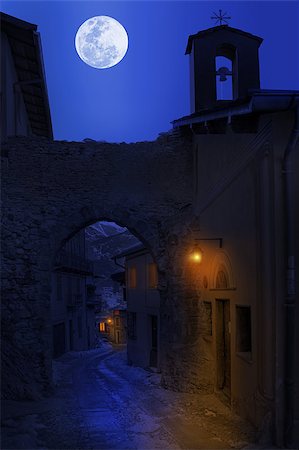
211, 9, 231, 26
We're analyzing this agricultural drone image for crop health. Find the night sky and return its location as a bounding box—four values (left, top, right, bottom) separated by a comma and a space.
1, 1, 298, 143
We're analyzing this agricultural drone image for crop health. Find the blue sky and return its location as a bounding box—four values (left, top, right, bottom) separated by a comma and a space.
1, 1, 298, 142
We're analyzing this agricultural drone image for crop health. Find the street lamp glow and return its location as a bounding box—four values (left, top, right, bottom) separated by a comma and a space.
190, 245, 203, 263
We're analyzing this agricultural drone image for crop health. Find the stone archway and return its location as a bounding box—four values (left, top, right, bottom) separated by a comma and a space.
1, 135, 194, 399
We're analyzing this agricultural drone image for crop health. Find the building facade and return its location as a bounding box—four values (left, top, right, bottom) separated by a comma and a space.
2, 13, 298, 450
51, 230, 95, 357
115, 245, 161, 370
172, 24, 299, 446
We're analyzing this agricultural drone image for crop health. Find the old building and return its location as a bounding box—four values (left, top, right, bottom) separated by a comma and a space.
171, 24, 299, 447
115, 244, 161, 370
0, 12, 52, 142
112, 309, 127, 345
52, 230, 95, 357
1, 12, 298, 450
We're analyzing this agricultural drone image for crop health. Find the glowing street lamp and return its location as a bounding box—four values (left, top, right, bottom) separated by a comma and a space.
190, 238, 223, 263
190, 243, 203, 263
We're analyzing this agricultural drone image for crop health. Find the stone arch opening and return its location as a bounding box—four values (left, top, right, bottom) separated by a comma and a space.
2, 135, 193, 401
49, 214, 165, 383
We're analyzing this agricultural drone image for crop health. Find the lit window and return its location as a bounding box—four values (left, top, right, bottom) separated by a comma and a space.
99, 322, 105, 332
128, 267, 137, 289
148, 263, 158, 289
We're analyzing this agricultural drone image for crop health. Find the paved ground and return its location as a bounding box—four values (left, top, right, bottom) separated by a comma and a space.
2, 344, 274, 449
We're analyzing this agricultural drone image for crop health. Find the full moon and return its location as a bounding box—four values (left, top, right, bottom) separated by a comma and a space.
75, 16, 128, 69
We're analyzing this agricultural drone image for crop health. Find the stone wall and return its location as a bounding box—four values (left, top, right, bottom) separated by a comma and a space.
1, 133, 196, 399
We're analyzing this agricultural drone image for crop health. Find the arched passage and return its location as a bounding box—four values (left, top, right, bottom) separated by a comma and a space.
51, 218, 160, 362
1, 135, 193, 399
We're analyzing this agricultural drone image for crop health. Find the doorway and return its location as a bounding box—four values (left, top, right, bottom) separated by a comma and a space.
216, 299, 231, 400
69, 319, 73, 351
149, 315, 158, 368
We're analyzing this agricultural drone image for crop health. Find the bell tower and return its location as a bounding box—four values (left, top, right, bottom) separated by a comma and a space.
186, 25, 263, 112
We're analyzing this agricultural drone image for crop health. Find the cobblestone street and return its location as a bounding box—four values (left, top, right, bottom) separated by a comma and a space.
1, 343, 269, 450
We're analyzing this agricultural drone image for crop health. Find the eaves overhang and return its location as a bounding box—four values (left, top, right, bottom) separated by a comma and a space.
1, 12, 53, 139
112, 243, 147, 260
172, 90, 299, 129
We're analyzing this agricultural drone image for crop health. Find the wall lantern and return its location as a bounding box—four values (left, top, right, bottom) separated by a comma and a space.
191, 238, 223, 263
107, 318, 113, 324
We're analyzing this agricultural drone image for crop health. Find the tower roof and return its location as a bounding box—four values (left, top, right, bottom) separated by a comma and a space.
185, 25, 263, 54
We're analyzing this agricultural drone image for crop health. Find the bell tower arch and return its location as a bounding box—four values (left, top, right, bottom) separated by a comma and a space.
186, 25, 263, 112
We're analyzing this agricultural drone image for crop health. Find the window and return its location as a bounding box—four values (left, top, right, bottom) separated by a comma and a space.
148, 263, 158, 289
67, 276, 72, 303
115, 317, 120, 327
216, 268, 228, 289
127, 312, 137, 340
56, 274, 62, 301
99, 322, 105, 332
236, 306, 252, 357
128, 267, 137, 289
78, 316, 82, 338
76, 277, 81, 294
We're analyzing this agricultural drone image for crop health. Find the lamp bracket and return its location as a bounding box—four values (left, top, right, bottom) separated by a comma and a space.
195, 238, 223, 248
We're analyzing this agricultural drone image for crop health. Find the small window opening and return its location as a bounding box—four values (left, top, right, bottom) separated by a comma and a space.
236, 305, 252, 357
78, 316, 82, 338
216, 56, 233, 100
148, 263, 158, 289
127, 312, 137, 340
56, 274, 62, 301
216, 269, 228, 289
128, 267, 137, 289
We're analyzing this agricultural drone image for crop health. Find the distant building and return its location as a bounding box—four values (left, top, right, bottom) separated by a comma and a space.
112, 309, 127, 345
97, 309, 126, 345
115, 244, 160, 370
51, 230, 95, 357
0, 12, 52, 142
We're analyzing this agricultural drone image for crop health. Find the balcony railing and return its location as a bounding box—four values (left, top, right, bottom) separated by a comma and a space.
54, 250, 93, 275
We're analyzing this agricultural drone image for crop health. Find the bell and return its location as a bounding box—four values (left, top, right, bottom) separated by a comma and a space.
217, 66, 231, 82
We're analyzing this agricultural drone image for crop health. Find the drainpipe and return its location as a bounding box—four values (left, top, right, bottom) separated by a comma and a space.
283, 98, 299, 447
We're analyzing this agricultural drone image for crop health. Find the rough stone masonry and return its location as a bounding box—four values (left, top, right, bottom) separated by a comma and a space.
1, 133, 211, 400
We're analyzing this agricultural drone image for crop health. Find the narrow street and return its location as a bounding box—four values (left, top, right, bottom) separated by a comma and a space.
2, 344, 263, 450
